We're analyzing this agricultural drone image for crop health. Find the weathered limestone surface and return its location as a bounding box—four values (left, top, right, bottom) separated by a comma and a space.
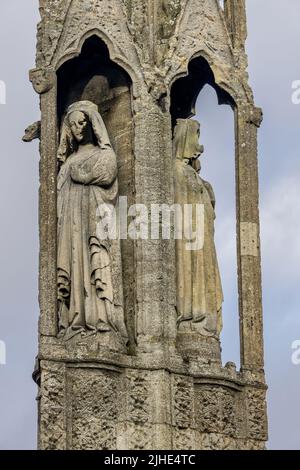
28, 0, 268, 450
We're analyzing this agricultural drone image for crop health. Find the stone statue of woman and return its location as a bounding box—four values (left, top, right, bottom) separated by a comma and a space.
57, 100, 128, 345
174, 118, 223, 338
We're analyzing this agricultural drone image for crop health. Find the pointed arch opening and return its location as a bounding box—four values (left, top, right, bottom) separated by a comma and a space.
170, 55, 234, 127
170, 55, 239, 368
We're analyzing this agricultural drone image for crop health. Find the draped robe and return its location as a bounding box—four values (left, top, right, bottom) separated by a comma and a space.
57, 144, 127, 340
174, 119, 223, 337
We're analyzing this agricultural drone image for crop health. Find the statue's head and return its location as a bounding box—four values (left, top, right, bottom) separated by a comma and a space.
68, 110, 92, 144
58, 100, 112, 163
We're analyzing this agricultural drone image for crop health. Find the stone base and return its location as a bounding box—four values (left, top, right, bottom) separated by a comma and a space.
176, 331, 222, 366
62, 330, 128, 355
37, 354, 268, 450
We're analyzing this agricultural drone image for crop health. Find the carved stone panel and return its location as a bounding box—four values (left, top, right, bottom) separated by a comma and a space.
39, 361, 66, 450
194, 384, 238, 437
68, 368, 122, 450
172, 375, 194, 429
200, 433, 237, 451
125, 370, 152, 449
173, 428, 195, 451
246, 388, 268, 441
171, 375, 194, 449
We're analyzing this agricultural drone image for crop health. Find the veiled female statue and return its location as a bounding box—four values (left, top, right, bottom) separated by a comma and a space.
57, 100, 128, 343
174, 118, 223, 337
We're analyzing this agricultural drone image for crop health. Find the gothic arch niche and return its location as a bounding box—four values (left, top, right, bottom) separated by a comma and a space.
170, 56, 239, 366
194, 86, 239, 367
170, 56, 234, 127
56, 35, 136, 352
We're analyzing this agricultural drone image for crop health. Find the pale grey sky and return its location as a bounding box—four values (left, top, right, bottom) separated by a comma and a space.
0, 0, 299, 450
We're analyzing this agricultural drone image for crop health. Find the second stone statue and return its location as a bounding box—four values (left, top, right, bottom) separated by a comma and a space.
174, 119, 223, 343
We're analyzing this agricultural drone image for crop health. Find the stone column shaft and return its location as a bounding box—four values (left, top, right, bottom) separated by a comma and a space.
235, 105, 265, 375
134, 105, 177, 352
37, 79, 58, 336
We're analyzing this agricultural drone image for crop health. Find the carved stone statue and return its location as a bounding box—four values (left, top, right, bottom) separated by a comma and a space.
57, 100, 127, 343
22, 121, 41, 142
174, 118, 223, 337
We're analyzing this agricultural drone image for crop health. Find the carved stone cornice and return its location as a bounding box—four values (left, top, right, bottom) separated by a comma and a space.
29, 67, 56, 95
244, 105, 263, 128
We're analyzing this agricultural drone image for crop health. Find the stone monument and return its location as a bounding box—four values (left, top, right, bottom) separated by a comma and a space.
25, 0, 268, 450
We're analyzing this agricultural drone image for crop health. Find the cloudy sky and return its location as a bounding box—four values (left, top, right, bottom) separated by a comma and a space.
0, 0, 299, 450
